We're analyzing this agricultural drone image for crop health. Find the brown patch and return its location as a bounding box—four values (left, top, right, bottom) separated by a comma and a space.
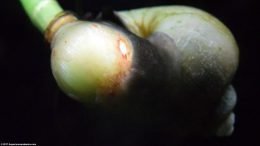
97, 67, 130, 105
92, 23, 98, 28
97, 34, 133, 103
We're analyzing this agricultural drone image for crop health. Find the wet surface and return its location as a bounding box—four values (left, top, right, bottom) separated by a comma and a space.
0, 0, 259, 146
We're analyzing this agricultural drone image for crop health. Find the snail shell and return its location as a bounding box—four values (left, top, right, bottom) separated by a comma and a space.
116, 6, 239, 93
116, 6, 239, 136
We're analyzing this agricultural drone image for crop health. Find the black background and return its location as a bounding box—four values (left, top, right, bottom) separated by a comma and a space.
0, 0, 259, 145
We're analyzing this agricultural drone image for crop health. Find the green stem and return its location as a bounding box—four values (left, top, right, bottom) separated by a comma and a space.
20, 0, 63, 33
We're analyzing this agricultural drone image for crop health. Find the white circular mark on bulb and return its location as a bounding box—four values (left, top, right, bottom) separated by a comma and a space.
119, 40, 128, 56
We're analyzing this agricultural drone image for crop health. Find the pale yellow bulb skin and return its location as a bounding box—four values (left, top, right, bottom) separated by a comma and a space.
51, 21, 133, 103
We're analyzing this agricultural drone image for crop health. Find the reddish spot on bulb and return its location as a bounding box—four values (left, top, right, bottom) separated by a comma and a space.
92, 23, 98, 28
96, 34, 133, 105
119, 40, 128, 58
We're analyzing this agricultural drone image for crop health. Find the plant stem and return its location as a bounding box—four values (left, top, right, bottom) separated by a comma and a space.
20, 0, 63, 33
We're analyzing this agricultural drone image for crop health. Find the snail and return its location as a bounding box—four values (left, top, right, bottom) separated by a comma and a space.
20, 0, 239, 137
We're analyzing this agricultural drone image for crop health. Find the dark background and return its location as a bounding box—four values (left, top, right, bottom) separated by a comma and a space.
0, 0, 259, 145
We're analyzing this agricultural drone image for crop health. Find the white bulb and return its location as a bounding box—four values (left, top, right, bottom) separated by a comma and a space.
51, 21, 134, 103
